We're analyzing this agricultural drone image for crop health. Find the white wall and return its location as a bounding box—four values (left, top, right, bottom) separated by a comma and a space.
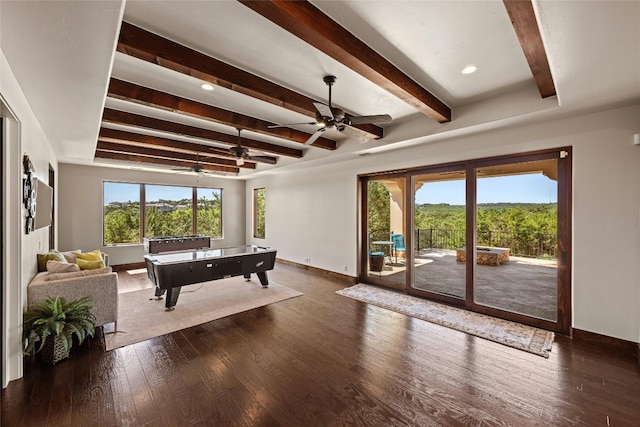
1, 48, 58, 386
247, 104, 640, 343
247, 168, 358, 275
57, 164, 246, 266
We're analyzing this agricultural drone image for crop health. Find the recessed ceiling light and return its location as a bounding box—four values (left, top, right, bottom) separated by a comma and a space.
200, 83, 214, 91
462, 65, 477, 75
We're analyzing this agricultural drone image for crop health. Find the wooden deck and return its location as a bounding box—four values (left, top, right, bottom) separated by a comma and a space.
2, 262, 639, 426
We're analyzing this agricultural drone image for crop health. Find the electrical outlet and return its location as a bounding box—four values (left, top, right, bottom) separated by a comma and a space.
344, 266, 348, 272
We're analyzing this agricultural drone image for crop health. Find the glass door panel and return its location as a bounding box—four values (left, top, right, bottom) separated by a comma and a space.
474, 159, 558, 321
410, 171, 466, 301
365, 177, 406, 290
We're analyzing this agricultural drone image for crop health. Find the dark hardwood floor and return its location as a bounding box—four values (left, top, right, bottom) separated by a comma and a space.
3, 263, 640, 426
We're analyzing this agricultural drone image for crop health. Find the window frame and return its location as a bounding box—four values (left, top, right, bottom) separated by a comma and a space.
102, 181, 223, 246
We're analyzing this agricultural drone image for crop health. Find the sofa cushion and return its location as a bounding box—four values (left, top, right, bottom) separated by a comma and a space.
76, 259, 105, 270
45, 266, 113, 282
37, 251, 66, 272
75, 249, 105, 269
61, 250, 81, 263
46, 260, 80, 274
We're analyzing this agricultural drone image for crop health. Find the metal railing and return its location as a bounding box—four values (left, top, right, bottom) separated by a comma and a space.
371, 228, 557, 259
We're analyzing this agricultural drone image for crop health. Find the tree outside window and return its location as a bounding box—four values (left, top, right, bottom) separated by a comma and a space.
145, 185, 193, 237
253, 187, 265, 239
103, 182, 140, 245
103, 182, 223, 245
197, 187, 222, 238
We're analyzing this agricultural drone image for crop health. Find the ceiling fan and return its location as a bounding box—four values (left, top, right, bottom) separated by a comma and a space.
269, 75, 392, 145
172, 153, 220, 175
229, 128, 278, 166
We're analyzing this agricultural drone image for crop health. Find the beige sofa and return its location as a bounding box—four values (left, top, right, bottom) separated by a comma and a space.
27, 252, 118, 329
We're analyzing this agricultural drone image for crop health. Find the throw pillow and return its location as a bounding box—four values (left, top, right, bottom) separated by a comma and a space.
76, 258, 105, 270
46, 260, 80, 274
75, 249, 105, 269
61, 250, 81, 263
45, 266, 112, 281
37, 251, 66, 272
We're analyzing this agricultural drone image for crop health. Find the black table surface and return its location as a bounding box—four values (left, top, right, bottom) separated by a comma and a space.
144, 245, 276, 265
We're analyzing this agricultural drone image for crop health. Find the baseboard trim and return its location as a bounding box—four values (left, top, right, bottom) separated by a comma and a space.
276, 258, 357, 285
573, 328, 638, 362
111, 262, 145, 272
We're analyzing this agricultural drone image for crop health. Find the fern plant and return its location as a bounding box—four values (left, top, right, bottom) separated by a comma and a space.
23, 296, 96, 355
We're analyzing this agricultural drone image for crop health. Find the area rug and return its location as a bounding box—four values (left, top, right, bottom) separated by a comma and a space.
105, 276, 302, 351
336, 284, 554, 358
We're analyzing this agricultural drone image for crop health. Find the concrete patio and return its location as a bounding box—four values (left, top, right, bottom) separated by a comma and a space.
370, 249, 557, 321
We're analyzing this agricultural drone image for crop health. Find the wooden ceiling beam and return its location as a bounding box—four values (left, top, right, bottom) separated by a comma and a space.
238, 0, 451, 123
117, 22, 384, 139
96, 139, 256, 169
107, 78, 337, 150
503, 0, 556, 98
98, 127, 271, 166
95, 151, 240, 174
96, 140, 254, 168
101, 108, 303, 158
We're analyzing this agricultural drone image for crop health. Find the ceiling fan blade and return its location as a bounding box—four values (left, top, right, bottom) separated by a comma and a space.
341, 126, 370, 143
313, 102, 334, 120
305, 127, 326, 145
347, 114, 392, 125
247, 155, 278, 165
268, 122, 317, 129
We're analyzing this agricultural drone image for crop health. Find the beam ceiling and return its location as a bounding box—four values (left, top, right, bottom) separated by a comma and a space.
95, 149, 241, 174
116, 21, 384, 140
107, 78, 338, 150
238, 0, 452, 123
97, 0, 554, 175
101, 108, 304, 159
98, 127, 274, 168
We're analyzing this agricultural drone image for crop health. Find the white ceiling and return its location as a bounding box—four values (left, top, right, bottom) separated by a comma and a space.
1, 0, 639, 177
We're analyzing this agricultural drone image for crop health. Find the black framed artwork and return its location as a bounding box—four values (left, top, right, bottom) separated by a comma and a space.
23, 155, 36, 234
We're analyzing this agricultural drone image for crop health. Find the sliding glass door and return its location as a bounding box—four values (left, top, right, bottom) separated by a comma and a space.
363, 175, 407, 291
410, 169, 466, 304
473, 159, 558, 322
360, 148, 571, 334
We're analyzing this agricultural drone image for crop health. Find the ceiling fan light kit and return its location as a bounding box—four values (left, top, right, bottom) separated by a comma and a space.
306, 75, 391, 145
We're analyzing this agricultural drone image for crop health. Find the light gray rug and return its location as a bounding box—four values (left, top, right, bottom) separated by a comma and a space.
337, 284, 554, 358
105, 276, 302, 351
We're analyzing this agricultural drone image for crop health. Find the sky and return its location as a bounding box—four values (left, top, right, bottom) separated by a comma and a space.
103, 183, 219, 204
415, 173, 557, 205
104, 173, 557, 206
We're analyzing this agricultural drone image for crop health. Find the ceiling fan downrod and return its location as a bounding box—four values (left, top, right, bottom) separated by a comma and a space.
324, 75, 336, 107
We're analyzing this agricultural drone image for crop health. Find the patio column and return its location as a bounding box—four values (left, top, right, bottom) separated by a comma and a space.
385, 180, 405, 236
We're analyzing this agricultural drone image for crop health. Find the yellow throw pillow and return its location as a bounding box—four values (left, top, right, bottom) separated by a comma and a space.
76, 258, 105, 270
37, 251, 66, 272
75, 249, 105, 269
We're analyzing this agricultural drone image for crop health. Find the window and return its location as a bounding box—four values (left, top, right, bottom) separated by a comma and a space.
103, 182, 140, 245
253, 187, 265, 239
196, 187, 222, 238
145, 185, 193, 237
103, 182, 223, 244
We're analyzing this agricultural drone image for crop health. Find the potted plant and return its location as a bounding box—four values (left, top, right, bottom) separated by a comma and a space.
23, 296, 96, 365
